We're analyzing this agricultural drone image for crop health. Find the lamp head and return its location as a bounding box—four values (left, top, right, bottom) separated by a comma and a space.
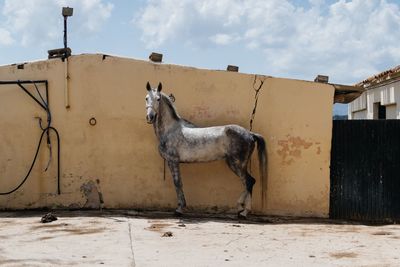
62, 7, 73, 17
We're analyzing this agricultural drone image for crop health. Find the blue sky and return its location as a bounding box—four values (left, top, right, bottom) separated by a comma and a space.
1, 0, 400, 115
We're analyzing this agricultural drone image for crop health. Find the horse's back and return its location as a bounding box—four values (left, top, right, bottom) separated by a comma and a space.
178, 125, 227, 162
177, 124, 255, 163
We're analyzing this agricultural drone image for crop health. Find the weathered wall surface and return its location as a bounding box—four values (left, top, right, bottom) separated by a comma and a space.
0, 54, 334, 217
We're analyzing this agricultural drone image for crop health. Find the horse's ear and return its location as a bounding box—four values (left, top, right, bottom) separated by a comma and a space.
146, 82, 151, 91
157, 82, 162, 92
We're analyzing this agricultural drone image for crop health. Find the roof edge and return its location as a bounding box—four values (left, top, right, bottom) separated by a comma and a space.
356, 65, 400, 88
331, 83, 365, 104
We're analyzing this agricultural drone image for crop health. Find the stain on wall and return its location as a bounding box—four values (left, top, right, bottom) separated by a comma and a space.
80, 180, 103, 209
277, 135, 314, 165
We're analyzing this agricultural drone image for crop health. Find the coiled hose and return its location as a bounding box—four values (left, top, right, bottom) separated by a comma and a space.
0, 126, 60, 195
0, 81, 60, 195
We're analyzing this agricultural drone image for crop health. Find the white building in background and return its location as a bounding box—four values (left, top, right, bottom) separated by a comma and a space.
349, 65, 400, 119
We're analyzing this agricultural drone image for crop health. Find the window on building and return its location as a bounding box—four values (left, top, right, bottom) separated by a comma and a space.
386, 104, 397, 119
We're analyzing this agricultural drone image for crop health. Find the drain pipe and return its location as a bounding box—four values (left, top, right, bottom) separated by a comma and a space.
63, 7, 73, 109
64, 58, 70, 108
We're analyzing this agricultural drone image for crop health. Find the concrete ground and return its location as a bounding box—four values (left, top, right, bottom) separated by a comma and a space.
0, 211, 399, 267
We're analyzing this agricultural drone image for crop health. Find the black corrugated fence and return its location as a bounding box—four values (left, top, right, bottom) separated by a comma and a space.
330, 120, 400, 223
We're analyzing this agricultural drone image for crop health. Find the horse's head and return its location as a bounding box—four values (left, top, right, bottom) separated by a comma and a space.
145, 82, 162, 124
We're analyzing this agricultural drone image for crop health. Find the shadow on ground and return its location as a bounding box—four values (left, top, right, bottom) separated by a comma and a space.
0, 209, 378, 226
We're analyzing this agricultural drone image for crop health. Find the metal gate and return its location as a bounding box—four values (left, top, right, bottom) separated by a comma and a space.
330, 120, 400, 222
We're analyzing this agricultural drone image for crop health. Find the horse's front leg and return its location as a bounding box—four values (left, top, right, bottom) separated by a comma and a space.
167, 161, 186, 216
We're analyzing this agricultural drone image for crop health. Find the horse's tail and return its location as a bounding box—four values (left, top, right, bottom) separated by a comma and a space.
252, 133, 267, 209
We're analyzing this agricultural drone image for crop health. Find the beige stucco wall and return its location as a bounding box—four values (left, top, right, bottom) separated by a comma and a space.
0, 54, 334, 217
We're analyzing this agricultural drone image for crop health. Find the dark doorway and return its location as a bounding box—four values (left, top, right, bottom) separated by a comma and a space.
374, 102, 386, 119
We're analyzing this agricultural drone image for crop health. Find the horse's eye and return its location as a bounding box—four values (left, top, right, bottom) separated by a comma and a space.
157, 98, 160, 101
145, 97, 148, 101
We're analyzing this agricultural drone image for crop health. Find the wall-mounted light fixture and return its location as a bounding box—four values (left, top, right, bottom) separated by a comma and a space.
48, 7, 73, 59
62, 7, 73, 50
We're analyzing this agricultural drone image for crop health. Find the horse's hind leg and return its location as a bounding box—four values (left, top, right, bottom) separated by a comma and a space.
240, 172, 256, 218
237, 191, 247, 213
167, 161, 186, 216
226, 157, 250, 217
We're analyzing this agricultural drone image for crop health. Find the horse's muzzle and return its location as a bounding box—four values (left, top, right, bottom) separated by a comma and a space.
146, 114, 155, 124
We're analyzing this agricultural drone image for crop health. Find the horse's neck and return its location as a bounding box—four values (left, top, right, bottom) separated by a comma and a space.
153, 99, 180, 138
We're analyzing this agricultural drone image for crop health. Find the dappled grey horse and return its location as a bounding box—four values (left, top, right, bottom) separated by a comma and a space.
145, 82, 267, 219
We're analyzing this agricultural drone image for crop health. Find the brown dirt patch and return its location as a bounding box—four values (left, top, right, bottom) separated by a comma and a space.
38, 236, 55, 241
31, 222, 106, 235
147, 223, 172, 232
329, 252, 358, 259
0, 220, 14, 225
371, 231, 393, 236
30, 223, 69, 230
46, 227, 107, 235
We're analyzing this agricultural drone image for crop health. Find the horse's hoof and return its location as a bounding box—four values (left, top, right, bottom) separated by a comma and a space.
237, 211, 247, 220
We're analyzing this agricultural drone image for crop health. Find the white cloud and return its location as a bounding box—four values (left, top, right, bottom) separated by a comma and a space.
0, 0, 113, 47
134, 0, 400, 83
0, 28, 14, 45
209, 33, 240, 45
75, 0, 113, 32
134, 0, 189, 48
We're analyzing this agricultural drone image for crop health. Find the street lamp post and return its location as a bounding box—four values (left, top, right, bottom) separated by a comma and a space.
62, 7, 73, 51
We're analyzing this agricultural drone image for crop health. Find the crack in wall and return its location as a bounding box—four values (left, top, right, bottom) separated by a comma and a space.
249, 75, 266, 131
248, 75, 267, 207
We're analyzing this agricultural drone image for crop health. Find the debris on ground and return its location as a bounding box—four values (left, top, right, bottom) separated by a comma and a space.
162, 231, 173, 237
178, 223, 186, 227
40, 213, 58, 223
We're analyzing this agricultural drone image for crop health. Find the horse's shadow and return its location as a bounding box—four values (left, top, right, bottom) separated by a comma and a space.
118, 209, 354, 226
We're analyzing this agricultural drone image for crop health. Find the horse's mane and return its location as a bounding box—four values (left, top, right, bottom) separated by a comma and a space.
160, 93, 180, 120
160, 92, 197, 128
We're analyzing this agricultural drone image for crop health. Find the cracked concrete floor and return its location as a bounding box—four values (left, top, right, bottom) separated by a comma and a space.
0, 211, 399, 267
